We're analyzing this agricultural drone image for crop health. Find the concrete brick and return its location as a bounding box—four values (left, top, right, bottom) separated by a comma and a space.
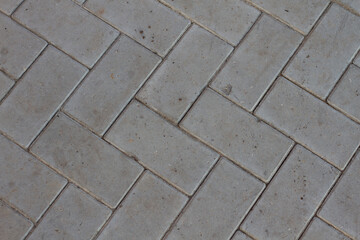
85, 0, 190, 56
166, 158, 265, 240
0, 47, 87, 148
0, 134, 66, 221
302, 218, 350, 240
105, 101, 219, 195
28, 185, 111, 240
137, 25, 232, 123
328, 65, 360, 122
162, 0, 260, 45
336, 0, 360, 14
211, 15, 302, 111
0, 71, 13, 100
181, 89, 293, 182
241, 145, 339, 240
98, 172, 187, 240
0, 13, 46, 79
31, 113, 143, 208
354, 52, 360, 67
232, 231, 253, 240
284, 4, 360, 99
256, 77, 360, 169
319, 150, 360, 238
0, 0, 23, 15
64, 35, 160, 135
13, 0, 118, 68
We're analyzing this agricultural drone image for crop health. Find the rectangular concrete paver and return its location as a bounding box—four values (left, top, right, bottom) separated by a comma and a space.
181, 89, 293, 182
0, 134, 66, 221
232, 231, 253, 240
0, 71, 13, 100
283, 4, 360, 99
247, 0, 329, 34
0, 201, 32, 240
28, 185, 111, 240
211, 15, 303, 111
98, 172, 187, 240
162, 0, 260, 45
241, 145, 339, 240
354, 52, 360, 67
319, 150, 360, 238
302, 218, 350, 240
0, 47, 87, 148
0, 0, 23, 15
64, 35, 161, 135
105, 101, 219, 195
328, 65, 360, 122
85, 0, 190, 56
13, 0, 119, 68
137, 25, 232, 123
0, 13, 46, 79
31, 113, 143, 208
336, 0, 360, 14
256, 77, 360, 169
166, 158, 265, 240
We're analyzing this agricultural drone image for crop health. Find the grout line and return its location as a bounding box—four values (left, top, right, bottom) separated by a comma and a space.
0, 197, 35, 224
9, 0, 27, 16
23, 182, 69, 240
297, 147, 359, 240
91, 170, 146, 240
317, 215, 356, 240
331, 0, 360, 16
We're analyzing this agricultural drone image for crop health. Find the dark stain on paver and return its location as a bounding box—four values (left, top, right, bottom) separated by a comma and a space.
222, 84, 232, 95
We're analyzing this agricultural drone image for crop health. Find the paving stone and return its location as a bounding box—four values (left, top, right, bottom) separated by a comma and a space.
0, 201, 33, 240
98, 172, 187, 240
336, 0, 360, 14
166, 158, 265, 240
181, 89, 293, 182
162, 0, 260, 45
28, 185, 111, 240
0, 47, 87, 148
256, 77, 360, 169
0, 135, 66, 221
241, 145, 340, 240
328, 65, 360, 122
283, 4, 360, 99
105, 101, 219, 195
31, 113, 143, 208
0, 71, 14, 100
302, 218, 350, 240
85, 0, 190, 57
137, 25, 232, 123
0, 0, 23, 15
319, 150, 360, 238
13, 0, 118, 68
248, 0, 329, 34
211, 15, 303, 111
64, 36, 160, 135
0, 13, 46, 79
354, 52, 360, 67
232, 231, 253, 240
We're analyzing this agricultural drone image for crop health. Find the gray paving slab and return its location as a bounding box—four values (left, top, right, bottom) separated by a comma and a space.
355, 52, 360, 67
0, 46, 87, 148
0, 0, 23, 15
211, 14, 302, 111
0, 134, 66, 221
98, 172, 187, 240
64, 35, 161, 135
301, 218, 350, 240
241, 145, 340, 240
0, 71, 13, 100
328, 65, 360, 122
162, 0, 260, 45
137, 24, 232, 123
28, 185, 111, 240
336, 0, 360, 14
166, 158, 265, 240
247, 0, 329, 34
31, 113, 143, 208
105, 101, 219, 195
85, 0, 190, 56
13, 0, 119, 68
0, 201, 33, 240
181, 89, 293, 182
0, 13, 46, 79
256, 77, 360, 169
319, 150, 360, 238
283, 4, 360, 99
232, 231, 253, 240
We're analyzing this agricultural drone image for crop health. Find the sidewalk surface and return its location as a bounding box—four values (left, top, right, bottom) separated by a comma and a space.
0, 0, 360, 239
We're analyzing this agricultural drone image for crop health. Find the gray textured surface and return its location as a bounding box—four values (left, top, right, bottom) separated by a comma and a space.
302, 218, 350, 240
